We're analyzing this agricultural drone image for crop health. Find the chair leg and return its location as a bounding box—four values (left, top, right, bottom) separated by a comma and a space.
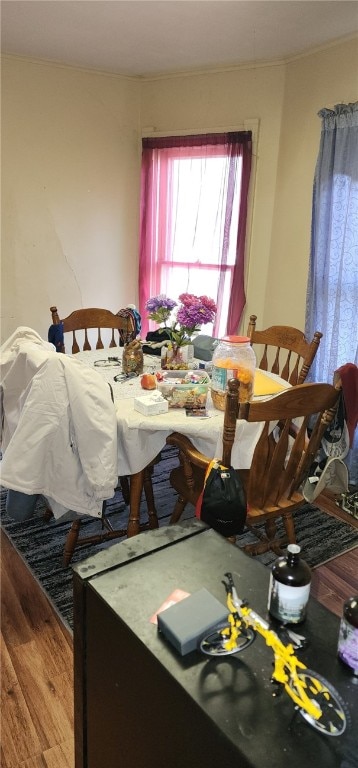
170, 494, 187, 525
264, 519, 277, 541
143, 466, 159, 530
127, 465, 160, 537
242, 510, 295, 557
119, 476, 130, 505
61, 466, 160, 564
281, 510, 296, 545
242, 521, 277, 556
127, 470, 145, 537
63, 519, 81, 567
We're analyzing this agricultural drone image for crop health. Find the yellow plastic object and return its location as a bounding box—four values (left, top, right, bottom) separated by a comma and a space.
253, 370, 288, 397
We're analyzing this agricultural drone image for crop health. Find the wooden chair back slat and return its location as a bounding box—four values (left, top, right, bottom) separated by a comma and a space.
247, 314, 322, 385
266, 420, 291, 504
95, 329, 103, 350
239, 381, 340, 512
260, 346, 268, 371
246, 421, 272, 507
72, 331, 80, 355
280, 351, 291, 382
272, 347, 280, 376
83, 329, 91, 352
283, 418, 308, 494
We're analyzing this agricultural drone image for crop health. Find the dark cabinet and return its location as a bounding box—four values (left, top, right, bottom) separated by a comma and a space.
73, 521, 357, 768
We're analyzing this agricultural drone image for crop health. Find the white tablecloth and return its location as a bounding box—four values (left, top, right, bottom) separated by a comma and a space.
76, 348, 288, 476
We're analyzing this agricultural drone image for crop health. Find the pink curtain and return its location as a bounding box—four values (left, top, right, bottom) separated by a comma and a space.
139, 132, 252, 336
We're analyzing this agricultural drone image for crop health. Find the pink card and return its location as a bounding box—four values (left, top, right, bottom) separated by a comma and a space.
150, 589, 191, 625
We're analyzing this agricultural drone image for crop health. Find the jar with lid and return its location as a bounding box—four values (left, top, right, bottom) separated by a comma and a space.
268, 544, 312, 624
122, 340, 143, 375
337, 596, 358, 675
211, 336, 256, 411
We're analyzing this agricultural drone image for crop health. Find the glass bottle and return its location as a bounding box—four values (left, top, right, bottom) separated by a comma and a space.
337, 596, 358, 675
268, 544, 312, 624
211, 335, 256, 411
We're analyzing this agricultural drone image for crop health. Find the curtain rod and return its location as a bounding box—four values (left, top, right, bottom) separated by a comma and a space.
141, 125, 246, 138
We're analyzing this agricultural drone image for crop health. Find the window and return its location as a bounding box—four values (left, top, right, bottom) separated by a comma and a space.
139, 132, 252, 338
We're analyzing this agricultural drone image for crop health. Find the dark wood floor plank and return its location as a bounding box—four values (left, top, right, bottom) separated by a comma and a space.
42, 740, 74, 768
1, 633, 42, 767
18, 739, 74, 768
11, 641, 74, 751
0, 544, 36, 647
311, 546, 358, 616
18, 740, 74, 768
1, 530, 74, 768
1, 530, 72, 645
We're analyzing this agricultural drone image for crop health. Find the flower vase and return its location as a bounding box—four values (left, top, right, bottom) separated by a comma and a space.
161, 343, 193, 370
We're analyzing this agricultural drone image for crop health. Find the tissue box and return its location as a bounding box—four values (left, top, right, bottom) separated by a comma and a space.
134, 392, 169, 415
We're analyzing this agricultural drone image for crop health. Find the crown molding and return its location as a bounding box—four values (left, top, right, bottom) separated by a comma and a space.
2, 33, 357, 82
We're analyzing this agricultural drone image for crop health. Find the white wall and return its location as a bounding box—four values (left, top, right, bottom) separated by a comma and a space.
1, 40, 357, 343
1, 57, 141, 341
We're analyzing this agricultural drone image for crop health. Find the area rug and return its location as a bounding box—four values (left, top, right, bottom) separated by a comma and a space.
1, 445, 358, 632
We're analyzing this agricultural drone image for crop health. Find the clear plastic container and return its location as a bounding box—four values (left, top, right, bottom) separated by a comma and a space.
156, 370, 209, 409
211, 335, 256, 411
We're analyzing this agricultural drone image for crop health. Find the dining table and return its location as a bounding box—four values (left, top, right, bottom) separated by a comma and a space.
75, 347, 290, 537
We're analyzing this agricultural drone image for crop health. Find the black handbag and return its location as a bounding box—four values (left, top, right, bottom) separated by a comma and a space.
142, 329, 171, 356
196, 460, 247, 537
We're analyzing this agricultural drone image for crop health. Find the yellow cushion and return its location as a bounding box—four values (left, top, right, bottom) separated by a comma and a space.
253, 370, 288, 396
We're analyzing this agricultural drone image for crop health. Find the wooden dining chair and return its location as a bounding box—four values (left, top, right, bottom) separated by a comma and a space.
166, 378, 340, 556
62, 462, 159, 567
47, 304, 158, 565
247, 314, 322, 385
49, 305, 136, 353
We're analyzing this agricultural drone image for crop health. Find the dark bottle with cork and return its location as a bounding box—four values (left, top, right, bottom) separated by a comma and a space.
268, 544, 312, 624
337, 596, 358, 675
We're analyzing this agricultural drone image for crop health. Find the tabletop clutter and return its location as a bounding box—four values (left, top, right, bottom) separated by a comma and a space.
135, 369, 211, 413
133, 334, 259, 414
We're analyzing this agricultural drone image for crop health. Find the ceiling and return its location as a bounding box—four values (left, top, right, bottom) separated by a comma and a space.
1, 1, 358, 78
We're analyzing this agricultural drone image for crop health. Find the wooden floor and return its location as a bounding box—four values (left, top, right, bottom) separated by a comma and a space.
1, 492, 358, 768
